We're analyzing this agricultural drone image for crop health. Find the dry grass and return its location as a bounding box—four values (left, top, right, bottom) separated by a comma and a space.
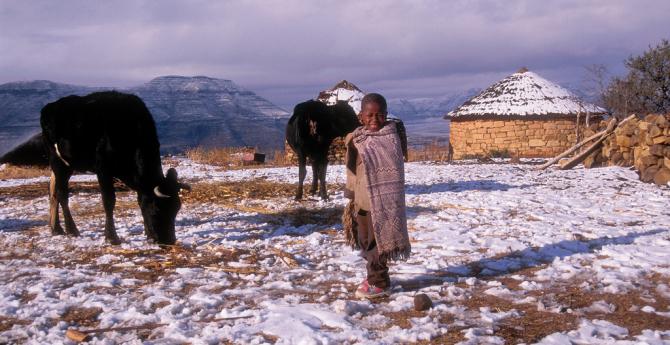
541, 277, 670, 337
0, 164, 50, 179
0, 233, 249, 287
182, 179, 344, 208
0, 316, 32, 332
0, 181, 131, 201
453, 274, 670, 344
186, 146, 293, 168
387, 270, 670, 344
61, 306, 103, 328
182, 180, 296, 208
407, 141, 452, 162
185, 147, 257, 168
458, 292, 580, 344
268, 149, 292, 166
188, 142, 474, 168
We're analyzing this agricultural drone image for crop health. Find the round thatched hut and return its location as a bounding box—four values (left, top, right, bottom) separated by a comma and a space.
285, 80, 365, 164
317, 80, 365, 113
445, 68, 607, 159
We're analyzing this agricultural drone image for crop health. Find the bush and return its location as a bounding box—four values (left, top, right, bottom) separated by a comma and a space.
604, 39, 670, 117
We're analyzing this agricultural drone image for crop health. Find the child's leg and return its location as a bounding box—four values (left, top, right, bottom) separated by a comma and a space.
356, 210, 390, 289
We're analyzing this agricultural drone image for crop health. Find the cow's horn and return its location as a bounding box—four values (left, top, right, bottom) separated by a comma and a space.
154, 186, 170, 198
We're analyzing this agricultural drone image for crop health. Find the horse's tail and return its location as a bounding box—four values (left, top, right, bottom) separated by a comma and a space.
0, 133, 50, 167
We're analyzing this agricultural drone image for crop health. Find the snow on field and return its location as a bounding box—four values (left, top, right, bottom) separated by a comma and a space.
1, 159, 669, 344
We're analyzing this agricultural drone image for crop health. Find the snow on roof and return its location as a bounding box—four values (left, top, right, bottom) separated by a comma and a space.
446, 69, 607, 119
317, 80, 366, 113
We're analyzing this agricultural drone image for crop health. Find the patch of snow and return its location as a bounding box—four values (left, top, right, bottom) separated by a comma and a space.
1, 159, 669, 343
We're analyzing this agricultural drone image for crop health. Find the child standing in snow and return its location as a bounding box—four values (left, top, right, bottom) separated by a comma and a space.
343, 93, 410, 299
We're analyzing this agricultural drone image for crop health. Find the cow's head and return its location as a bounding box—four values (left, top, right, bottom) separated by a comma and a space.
139, 168, 190, 245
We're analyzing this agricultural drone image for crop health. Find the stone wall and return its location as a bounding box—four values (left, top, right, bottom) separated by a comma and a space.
284, 136, 347, 164
585, 114, 670, 186
449, 118, 586, 159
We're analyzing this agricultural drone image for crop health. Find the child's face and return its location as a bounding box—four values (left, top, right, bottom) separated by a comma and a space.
359, 102, 387, 132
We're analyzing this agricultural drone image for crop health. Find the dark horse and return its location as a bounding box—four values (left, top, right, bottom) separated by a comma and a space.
39, 91, 189, 245
286, 100, 360, 200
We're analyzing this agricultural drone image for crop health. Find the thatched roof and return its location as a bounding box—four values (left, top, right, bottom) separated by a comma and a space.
445, 69, 607, 120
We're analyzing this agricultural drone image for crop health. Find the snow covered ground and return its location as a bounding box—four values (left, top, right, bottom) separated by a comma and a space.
1, 159, 669, 344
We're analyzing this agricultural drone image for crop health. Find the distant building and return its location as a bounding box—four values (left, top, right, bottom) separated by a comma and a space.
445, 68, 607, 159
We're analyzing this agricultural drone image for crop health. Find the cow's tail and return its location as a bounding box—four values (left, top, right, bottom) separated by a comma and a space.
295, 112, 310, 148
288, 104, 310, 149
0, 133, 50, 167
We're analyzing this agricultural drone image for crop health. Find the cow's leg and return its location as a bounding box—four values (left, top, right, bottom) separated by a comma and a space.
296, 154, 307, 200
48, 171, 65, 235
318, 160, 329, 200
98, 174, 121, 245
309, 159, 319, 196
55, 169, 79, 236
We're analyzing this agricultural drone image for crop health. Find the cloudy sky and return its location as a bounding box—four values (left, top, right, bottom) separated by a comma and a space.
1, 0, 668, 109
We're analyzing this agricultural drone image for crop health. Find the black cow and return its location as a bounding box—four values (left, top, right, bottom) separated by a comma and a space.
39, 91, 189, 245
286, 100, 359, 200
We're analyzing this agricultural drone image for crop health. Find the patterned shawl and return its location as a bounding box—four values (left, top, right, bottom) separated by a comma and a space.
351, 121, 411, 261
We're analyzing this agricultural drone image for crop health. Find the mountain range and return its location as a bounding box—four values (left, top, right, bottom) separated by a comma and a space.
389, 88, 481, 119
0, 76, 289, 155
0, 77, 482, 155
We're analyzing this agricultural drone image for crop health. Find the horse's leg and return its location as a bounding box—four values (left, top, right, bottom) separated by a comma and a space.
55, 169, 79, 236
296, 154, 306, 200
48, 171, 65, 235
98, 174, 121, 245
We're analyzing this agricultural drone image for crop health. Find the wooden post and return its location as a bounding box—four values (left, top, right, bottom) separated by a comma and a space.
559, 136, 607, 170
576, 110, 582, 144
536, 114, 636, 170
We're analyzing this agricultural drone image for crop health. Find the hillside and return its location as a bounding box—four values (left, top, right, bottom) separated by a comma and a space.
0, 77, 289, 155
388, 88, 480, 120
129, 76, 289, 152
0, 81, 97, 155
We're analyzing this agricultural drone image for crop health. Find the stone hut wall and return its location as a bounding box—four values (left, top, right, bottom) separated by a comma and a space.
449, 117, 590, 159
